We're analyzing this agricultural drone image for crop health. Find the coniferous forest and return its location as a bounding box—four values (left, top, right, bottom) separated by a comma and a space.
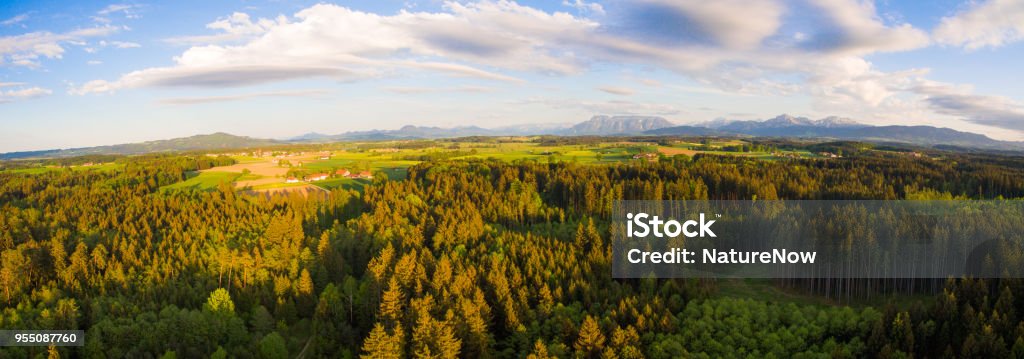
3, 148, 1024, 358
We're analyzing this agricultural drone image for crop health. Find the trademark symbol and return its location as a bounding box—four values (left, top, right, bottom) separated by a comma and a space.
716, 213, 722, 218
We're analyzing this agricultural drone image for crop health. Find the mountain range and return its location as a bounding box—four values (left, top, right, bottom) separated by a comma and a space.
563, 115, 674, 135
650, 114, 1019, 150
3, 115, 1023, 159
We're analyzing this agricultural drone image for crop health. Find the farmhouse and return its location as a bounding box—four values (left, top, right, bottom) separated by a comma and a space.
286, 177, 299, 183
632, 153, 659, 160
356, 171, 373, 179
774, 152, 801, 159
307, 173, 329, 181
336, 168, 351, 177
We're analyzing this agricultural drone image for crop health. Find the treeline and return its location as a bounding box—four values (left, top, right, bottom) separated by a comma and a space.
1, 151, 1024, 357
395, 149, 479, 162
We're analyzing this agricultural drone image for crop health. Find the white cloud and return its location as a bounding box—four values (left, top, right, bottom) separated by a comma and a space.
912, 80, 1024, 131
165, 12, 286, 45
563, 0, 604, 15
94, 4, 142, 23
384, 85, 494, 94
806, 57, 927, 107
519, 97, 683, 116
801, 0, 930, 55
70, 0, 986, 135
77, 2, 572, 94
617, 0, 785, 50
598, 86, 634, 96
0, 85, 52, 103
934, 0, 1024, 50
0, 26, 119, 67
71, 65, 356, 95
397, 61, 523, 83
107, 41, 140, 48
2, 13, 29, 26
159, 89, 329, 105
98, 4, 135, 15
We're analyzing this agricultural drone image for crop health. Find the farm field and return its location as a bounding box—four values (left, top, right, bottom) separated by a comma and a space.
146, 138, 824, 194
5, 162, 123, 174
1, 139, 831, 195
160, 171, 241, 192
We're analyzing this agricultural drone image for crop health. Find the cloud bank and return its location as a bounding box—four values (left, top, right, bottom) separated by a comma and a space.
64, 0, 1024, 134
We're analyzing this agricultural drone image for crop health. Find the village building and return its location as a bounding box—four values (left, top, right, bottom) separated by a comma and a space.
632, 153, 659, 160
306, 173, 329, 181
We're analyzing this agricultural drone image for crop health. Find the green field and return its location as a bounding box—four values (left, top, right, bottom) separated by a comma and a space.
5, 162, 123, 174
204, 140, 818, 192
160, 171, 241, 192
315, 177, 371, 192
7, 139, 828, 194
301, 157, 417, 180
444, 143, 649, 163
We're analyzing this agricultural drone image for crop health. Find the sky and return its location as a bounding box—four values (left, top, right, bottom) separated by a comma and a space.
2, 0, 1024, 152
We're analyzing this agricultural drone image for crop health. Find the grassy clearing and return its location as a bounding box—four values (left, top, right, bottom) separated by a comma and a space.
160, 171, 240, 192
236, 173, 264, 181
302, 158, 416, 180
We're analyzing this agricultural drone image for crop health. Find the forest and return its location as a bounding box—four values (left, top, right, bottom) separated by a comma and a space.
2, 145, 1024, 358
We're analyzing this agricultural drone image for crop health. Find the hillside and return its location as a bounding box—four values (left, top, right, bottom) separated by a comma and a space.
6, 115, 1024, 159
0, 133, 279, 160
652, 114, 1024, 151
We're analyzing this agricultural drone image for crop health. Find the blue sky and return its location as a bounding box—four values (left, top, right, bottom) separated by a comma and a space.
2, 0, 1024, 152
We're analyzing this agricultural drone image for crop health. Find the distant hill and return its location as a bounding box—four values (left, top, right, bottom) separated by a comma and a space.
839, 126, 1006, 148
652, 114, 1024, 150
6, 114, 1024, 160
563, 115, 675, 135
288, 132, 333, 141
1, 133, 280, 160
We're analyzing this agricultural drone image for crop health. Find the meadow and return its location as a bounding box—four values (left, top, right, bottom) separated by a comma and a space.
160, 171, 243, 192
5, 162, 123, 174
0, 138, 821, 194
